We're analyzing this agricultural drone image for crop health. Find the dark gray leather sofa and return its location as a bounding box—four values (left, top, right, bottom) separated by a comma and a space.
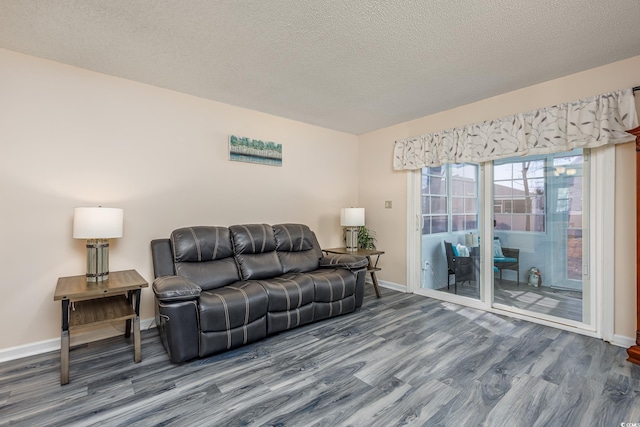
151, 223, 368, 363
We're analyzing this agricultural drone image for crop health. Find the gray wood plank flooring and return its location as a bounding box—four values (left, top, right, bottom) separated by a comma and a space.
1, 287, 639, 426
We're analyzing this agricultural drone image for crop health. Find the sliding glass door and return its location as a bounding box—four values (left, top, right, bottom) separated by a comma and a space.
492, 149, 588, 323
420, 163, 481, 300
414, 149, 591, 326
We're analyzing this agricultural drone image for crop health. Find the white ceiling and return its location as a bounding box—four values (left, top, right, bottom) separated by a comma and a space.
1, 1, 640, 135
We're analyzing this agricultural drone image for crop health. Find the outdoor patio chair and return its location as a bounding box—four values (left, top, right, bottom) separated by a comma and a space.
444, 241, 475, 294
494, 237, 520, 284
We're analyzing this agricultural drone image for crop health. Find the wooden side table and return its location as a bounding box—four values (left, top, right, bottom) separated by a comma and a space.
322, 247, 384, 298
53, 269, 149, 385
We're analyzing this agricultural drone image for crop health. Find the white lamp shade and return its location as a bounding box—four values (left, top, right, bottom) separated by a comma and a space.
73, 207, 124, 239
340, 208, 365, 226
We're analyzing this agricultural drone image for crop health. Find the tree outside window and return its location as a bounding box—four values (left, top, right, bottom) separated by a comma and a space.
494, 160, 545, 232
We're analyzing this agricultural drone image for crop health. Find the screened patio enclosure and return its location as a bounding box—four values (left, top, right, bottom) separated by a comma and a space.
420, 150, 586, 322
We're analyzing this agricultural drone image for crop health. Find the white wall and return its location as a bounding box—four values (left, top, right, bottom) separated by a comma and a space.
0, 48, 359, 352
359, 55, 640, 339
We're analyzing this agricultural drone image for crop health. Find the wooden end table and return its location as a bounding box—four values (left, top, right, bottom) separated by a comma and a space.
322, 247, 384, 298
53, 269, 149, 385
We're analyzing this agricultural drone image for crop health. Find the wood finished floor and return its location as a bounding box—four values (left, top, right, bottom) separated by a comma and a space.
1, 286, 639, 427
438, 279, 583, 321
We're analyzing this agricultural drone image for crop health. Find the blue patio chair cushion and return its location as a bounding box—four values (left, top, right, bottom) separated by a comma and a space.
494, 257, 517, 263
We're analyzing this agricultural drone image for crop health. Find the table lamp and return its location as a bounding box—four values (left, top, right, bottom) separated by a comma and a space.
340, 208, 365, 251
73, 207, 123, 282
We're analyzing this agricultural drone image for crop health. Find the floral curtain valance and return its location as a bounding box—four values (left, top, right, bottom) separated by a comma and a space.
393, 88, 638, 170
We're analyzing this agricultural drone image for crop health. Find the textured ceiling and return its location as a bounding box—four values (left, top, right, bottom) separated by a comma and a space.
1, 0, 640, 135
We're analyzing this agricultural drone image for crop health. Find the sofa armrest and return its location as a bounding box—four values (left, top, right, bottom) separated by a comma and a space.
153, 275, 202, 302
319, 253, 368, 270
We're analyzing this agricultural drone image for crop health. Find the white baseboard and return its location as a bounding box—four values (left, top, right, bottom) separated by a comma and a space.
0, 338, 60, 364
610, 334, 636, 349
365, 278, 407, 293
0, 317, 156, 363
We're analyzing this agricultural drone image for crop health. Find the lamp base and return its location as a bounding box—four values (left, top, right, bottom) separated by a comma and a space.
86, 239, 109, 282
345, 227, 359, 251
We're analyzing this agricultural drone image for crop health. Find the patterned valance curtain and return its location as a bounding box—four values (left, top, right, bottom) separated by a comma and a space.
393, 89, 638, 170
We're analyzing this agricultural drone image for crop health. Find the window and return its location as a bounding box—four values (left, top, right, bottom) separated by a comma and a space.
422, 166, 447, 234
494, 159, 545, 232
422, 164, 478, 235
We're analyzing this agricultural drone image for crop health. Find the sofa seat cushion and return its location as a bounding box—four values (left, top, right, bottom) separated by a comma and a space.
259, 274, 315, 334
305, 269, 356, 303
259, 274, 315, 312
199, 281, 268, 332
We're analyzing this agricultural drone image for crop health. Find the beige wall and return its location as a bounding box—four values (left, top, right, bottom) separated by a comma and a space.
359, 55, 640, 339
0, 48, 359, 351
1, 47, 638, 354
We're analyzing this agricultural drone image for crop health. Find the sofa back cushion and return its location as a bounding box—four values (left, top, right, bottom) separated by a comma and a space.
273, 224, 322, 273
230, 224, 283, 280
171, 226, 240, 290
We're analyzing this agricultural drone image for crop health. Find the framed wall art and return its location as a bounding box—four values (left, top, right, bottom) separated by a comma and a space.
229, 135, 282, 167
